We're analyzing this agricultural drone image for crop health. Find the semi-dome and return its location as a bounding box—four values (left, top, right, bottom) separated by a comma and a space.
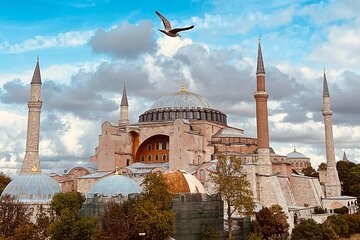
88, 174, 141, 197
139, 89, 227, 125
163, 170, 206, 194
287, 149, 307, 159
150, 91, 214, 110
1, 174, 61, 204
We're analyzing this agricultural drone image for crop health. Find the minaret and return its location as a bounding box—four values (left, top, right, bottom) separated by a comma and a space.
254, 37, 272, 175
342, 151, 348, 161
322, 70, 341, 197
119, 82, 129, 126
20, 58, 42, 175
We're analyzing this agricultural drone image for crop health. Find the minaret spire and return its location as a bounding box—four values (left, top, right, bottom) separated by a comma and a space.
343, 151, 348, 161
119, 82, 129, 126
322, 69, 341, 197
257, 35, 265, 74
120, 82, 128, 107
323, 69, 330, 97
20, 58, 43, 175
254, 37, 271, 175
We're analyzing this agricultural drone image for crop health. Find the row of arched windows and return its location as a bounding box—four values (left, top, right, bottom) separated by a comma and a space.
140, 154, 167, 162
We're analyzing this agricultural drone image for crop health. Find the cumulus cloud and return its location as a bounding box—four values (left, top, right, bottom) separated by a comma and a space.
0, 30, 93, 53
89, 21, 156, 59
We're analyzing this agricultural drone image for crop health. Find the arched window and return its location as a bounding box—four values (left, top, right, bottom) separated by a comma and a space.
162, 154, 167, 161
155, 155, 159, 161
147, 155, 152, 161
147, 144, 152, 151
141, 156, 145, 162
180, 194, 186, 203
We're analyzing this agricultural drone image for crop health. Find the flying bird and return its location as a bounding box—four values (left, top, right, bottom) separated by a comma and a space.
155, 11, 194, 37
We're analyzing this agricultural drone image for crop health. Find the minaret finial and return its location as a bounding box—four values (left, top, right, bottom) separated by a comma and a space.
180, 75, 186, 92
256, 35, 265, 74
114, 166, 120, 175
294, 145, 296, 152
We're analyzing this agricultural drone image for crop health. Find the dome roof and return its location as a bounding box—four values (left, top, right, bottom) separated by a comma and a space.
88, 174, 141, 197
287, 149, 307, 159
163, 170, 206, 194
1, 174, 61, 204
150, 91, 214, 110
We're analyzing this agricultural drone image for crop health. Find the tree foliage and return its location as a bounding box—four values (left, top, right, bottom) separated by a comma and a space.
0, 195, 31, 238
0, 175, 11, 195
325, 214, 349, 238
201, 224, 221, 240
101, 199, 140, 240
137, 173, 175, 240
291, 218, 336, 240
302, 166, 319, 178
210, 155, 254, 239
50, 192, 85, 216
255, 205, 289, 239
49, 192, 97, 240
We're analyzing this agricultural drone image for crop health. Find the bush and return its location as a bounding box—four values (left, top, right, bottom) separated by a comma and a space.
333, 206, 348, 215
343, 213, 360, 235
291, 218, 337, 240
313, 206, 327, 214
246, 232, 263, 240
325, 215, 349, 238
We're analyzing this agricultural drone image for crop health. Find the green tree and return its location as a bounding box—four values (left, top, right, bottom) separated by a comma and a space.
255, 205, 289, 239
49, 208, 97, 240
210, 155, 255, 239
0, 174, 11, 195
0, 195, 31, 238
302, 166, 319, 178
100, 200, 140, 240
49, 192, 97, 240
201, 224, 221, 240
137, 173, 175, 240
325, 214, 349, 238
291, 218, 336, 240
50, 192, 85, 215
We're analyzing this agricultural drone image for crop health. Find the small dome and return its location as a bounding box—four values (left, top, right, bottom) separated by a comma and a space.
88, 175, 141, 197
150, 91, 213, 110
163, 170, 206, 194
287, 149, 307, 158
1, 174, 61, 204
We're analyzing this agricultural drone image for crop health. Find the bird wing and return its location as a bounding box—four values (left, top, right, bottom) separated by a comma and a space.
155, 11, 171, 30
169, 25, 194, 34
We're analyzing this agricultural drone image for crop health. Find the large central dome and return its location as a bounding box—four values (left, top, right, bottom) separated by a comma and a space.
150, 91, 214, 110
139, 89, 227, 125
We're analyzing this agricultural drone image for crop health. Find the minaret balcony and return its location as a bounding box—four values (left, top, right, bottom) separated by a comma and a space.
28, 101, 42, 108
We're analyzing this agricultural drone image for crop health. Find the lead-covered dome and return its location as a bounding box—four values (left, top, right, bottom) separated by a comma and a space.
150, 91, 214, 110
88, 175, 141, 197
1, 174, 61, 204
139, 89, 227, 125
287, 149, 307, 159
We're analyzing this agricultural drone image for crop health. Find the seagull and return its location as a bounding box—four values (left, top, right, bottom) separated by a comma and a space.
155, 11, 194, 37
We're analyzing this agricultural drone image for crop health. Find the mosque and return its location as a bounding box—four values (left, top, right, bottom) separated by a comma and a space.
1, 40, 357, 230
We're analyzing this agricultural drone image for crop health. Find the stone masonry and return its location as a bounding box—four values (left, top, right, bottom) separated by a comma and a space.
20, 59, 42, 175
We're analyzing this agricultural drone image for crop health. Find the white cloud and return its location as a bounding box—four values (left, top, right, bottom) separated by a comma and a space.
0, 30, 94, 53
308, 26, 360, 69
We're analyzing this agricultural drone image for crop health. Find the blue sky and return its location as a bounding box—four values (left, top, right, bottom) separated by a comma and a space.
1, 0, 360, 175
